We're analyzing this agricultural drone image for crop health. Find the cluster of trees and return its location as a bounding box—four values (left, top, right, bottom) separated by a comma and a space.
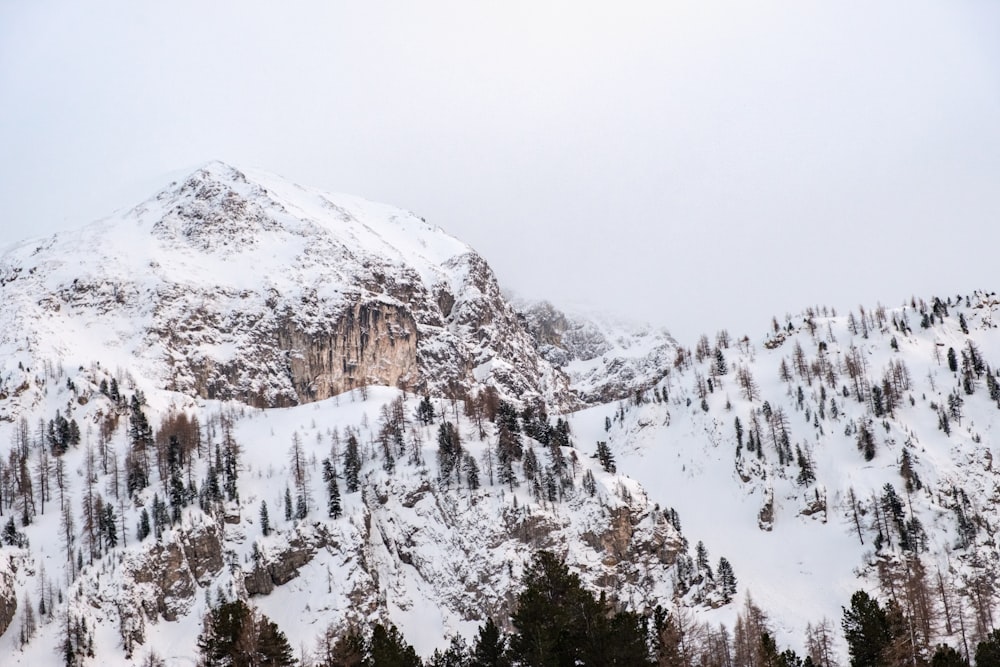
842, 589, 1000, 666
196, 599, 294, 666
298, 550, 739, 667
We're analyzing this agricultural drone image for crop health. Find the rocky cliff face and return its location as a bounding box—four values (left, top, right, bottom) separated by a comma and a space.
518, 300, 677, 404
0, 163, 574, 411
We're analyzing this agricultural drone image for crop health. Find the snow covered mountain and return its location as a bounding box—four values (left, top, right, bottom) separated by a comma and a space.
0, 161, 573, 412
2, 164, 1000, 666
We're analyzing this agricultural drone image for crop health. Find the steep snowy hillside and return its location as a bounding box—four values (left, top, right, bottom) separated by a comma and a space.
517, 299, 678, 404
0, 162, 570, 411
0, 376, 708, 665
570, 293, 1000, 662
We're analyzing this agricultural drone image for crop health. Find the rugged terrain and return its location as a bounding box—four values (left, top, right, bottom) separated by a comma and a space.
2, 165, 1000, 665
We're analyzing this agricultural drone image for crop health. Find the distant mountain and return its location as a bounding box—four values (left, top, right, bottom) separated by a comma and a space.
0, 161, 572, 411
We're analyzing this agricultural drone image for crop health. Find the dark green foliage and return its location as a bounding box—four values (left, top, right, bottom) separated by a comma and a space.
167, 436, 185, 524
714, 347, 728, 375
284, 486, 293, 522
260, 501, 271, 537
463, 454, 480, 491
509, 550, 653, 666
437, 422, 462, 488
582, 469, 597, 497
959, 312, 969, 334
47, 411, 80, 456
427, 636, 470, 667
931, 643, 968, 666
842, 590, 891, 667
948, 347, 958, 373
417, 395, 436, 425
471, 618, 510, 667
2, 517, 28, 548
343, 434, 361, 493
196, 599, 294, 667
796, 445, 816, 486
136, 508, 151, 541
717, 556, 737, 603
368, 623, 421, 667
595, 441, 616, 473
976, 629, 1000, 667
857, 422, 876, 461
323, 458, 343, 519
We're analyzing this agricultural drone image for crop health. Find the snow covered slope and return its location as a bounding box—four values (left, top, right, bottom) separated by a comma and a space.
0, 162, 570, 411
4, 163, 1000, 665
570, 293, 1000, 659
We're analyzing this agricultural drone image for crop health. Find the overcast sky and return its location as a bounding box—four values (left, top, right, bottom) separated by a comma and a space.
2, 1, 998, 344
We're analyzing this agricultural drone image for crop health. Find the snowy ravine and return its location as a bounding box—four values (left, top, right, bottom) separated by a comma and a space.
2, 163, 1000, 665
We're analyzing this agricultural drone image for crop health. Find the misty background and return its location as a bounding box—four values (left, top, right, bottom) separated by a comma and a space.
1, 1, 998, 344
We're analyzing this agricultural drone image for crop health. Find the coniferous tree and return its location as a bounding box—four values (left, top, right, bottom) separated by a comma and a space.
718, 557, 737, 603
842, 590, 892, 667
260, 501, 271, 536
136, 508, 151, 542
595, 441, 616, 473
510, 550, 653, 666
322, 458, 342, 519
464, 454, 480, 492
976, 629, 1000, 667
931, 643, 968, 666
436, 422, 462, 488
196, 599, 294, 667
471, 618, 511, 667
343, 433, 361, 493
368, 623, 422, 667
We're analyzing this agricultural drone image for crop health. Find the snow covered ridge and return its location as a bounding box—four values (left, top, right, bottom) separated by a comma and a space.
0, 161, 582, 412
516, 299, 678, 405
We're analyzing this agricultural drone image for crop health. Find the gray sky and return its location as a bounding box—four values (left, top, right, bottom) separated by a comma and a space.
2, 1, 999, 344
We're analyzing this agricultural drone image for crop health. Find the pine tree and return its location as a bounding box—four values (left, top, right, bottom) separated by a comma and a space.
260, 501, 271, 536
343, 433, 361, 493
842, 590, 892, 667
136, 508, 151, 541
369, 623, 422, 667
471, 618, 511, 667
595, 441, 616, 473
284, 486, 293, 522
197, 600, 294, 667
322, 458, 342, 519
464, 454, 480, 491
718, 557, 737, 603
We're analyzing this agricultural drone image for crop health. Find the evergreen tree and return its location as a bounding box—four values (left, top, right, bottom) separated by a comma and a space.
718, 556, 737, 602
464, 454, 480, 491
343, 434, 361, 493
284, 486, 293, 522
509, 550, 652, 666
976, 629, 1000, 667
368, 623, 422, 667
931, 644, 968, 666
947, 347, 958, 373
136, 508, 151, 542
196, 599, 294, 667
842, 590, 891, 667
260, 501, 271, 537
417, 395, 436, 425
595, 441, 616, 473
322, 458, 342, 519
471, 618, 510, 667
437, 422, 461, 488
